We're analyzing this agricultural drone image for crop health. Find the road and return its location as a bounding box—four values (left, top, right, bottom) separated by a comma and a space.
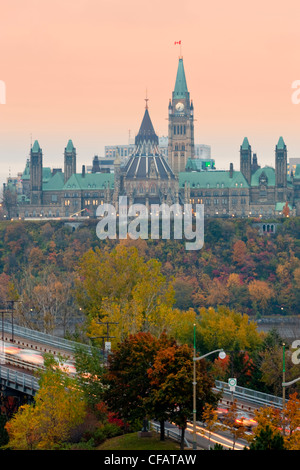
165, 421, 249, 450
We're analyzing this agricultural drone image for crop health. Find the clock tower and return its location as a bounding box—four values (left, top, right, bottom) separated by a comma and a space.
168, 57, 194, 174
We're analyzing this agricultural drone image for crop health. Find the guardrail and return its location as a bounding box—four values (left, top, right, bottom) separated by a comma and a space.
1, 321, 91, 355
0, 365, 39, 395
150, 422, 190, 448
215, 380, 284, 409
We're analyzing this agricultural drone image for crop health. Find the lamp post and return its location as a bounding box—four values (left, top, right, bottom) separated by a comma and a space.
282, 343, 286, 408
192, 324, 226, 450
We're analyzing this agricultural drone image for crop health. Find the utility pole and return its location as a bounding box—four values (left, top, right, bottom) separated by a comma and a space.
4, 300, 21, 343
92, 321, 119, 364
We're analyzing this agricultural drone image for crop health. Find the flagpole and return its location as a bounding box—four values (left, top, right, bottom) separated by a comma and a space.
174, 40, 182, 58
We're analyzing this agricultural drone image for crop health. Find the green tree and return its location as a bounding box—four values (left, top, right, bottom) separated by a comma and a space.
74, 344, 105, 410
249, 425, 285, 450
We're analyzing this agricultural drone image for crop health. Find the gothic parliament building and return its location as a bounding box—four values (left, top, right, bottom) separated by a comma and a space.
7, 57, 300, 219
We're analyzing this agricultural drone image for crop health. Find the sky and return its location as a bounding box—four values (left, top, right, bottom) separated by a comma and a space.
1, 0, 300, 186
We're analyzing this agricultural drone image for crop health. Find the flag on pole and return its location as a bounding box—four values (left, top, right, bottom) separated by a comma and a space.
174, 41, 181, 45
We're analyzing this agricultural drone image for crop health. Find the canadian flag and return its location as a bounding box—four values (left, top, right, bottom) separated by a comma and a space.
174, 41, 181, 45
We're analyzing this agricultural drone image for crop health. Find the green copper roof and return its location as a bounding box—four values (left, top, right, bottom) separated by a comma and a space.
277, 136, 285, 150
179, 170, 249, 189
275, 202, 292, 211
63, 172, 114, 191
43, 171, 65, 191
251, 167, 275, 187
21, 164, 52, 182
42, 168, 52, 182
185, 158, 215, 171
65, 139, 75, 152
241, 137, 250, 150
32, 140, 41, 153
22, 160, 30, 180
173, 58, 189, 99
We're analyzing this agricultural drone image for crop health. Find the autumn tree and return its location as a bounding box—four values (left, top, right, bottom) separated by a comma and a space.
196, 306, 263, 355
248, 279, 274, 315
1, 186, 17, 219
15, 269, 78, 334
76, 245, 177, 344
248, 406, 285, 450
200, 403, 219, 449
232, 240, 248, 266
5, 403, 40, 450
0, 272, 11, 309
5, 355, 86, 449
146, 342, 220, 450
103, 332, 173, 430
283, 392, 300, 450
259, 343, 300, 397
221, 400, 246, 450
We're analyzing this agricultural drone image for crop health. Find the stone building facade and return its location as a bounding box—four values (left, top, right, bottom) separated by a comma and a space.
5, 56, 300, 220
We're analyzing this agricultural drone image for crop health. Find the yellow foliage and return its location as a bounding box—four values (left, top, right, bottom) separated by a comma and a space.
5, 366, 86, 450
77, 245, 176, 345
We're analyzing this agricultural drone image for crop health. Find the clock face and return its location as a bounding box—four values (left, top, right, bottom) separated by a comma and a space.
175, 102, 184, 112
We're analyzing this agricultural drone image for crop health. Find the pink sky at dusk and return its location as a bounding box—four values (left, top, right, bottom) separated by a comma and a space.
1, 0, 300, 184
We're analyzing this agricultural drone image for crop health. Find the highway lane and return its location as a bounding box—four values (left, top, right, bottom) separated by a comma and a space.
164, 421, 250, 450
185, 422, 249, 450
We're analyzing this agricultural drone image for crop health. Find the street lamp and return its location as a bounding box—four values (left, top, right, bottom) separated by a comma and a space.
282, 377, 300, 387
282, 343, 286, 408
192, 324, 226, 450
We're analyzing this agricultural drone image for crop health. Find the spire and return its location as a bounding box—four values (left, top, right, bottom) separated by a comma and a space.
65, 139, 75, 153
241, 137, 250, 150
277, 136, 286, 150
173, 57, 189, 100
31, 140, 41, 153
145, 88, 149, 109
135, 104, 159, 146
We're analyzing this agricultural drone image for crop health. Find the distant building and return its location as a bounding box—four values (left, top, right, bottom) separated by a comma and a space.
5, 56, 300, 219
288, 158, 300, 176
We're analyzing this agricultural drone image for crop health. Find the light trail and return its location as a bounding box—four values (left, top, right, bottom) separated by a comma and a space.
186, 422, 249, 450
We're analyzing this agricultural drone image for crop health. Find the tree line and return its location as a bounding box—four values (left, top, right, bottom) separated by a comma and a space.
1, 242, 300, 450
